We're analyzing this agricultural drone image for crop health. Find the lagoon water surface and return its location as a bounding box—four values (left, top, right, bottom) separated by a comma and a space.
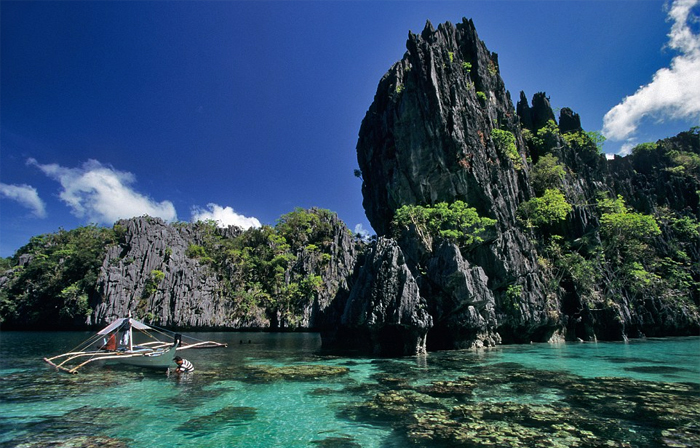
0, 332, 698, 447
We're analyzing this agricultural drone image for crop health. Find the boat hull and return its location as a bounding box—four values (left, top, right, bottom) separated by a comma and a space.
106, 345, 177, 370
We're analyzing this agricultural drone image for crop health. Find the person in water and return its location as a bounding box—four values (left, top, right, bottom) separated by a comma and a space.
172, 356, 194, 373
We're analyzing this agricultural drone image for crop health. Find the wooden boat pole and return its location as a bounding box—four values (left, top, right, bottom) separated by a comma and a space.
177, 341, 228, 350
56, 352, 100, 368
129, 320, 133, 352
127, 310, 134, 352
44, 358, 78, 374
45, 352, 81, 363
45, 350, 103, 367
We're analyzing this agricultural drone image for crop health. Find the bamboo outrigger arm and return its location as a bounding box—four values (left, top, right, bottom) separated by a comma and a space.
68, 352, 161, 373
45, 350, 172, 374
177, 340, 227, 350
44, 351, 106, 371
127, 340, 227, 350
44, 357, 78, 374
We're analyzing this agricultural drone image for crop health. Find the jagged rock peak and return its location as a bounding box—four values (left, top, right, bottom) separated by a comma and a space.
517, 92, 583, 134
517, 91, 556, 131
421, 19, 436, 39
352, 17, 553, 353
559, 107, 583, 133
406, 18, 504, 95
516, 91, 534, 130
357, 17, 522, 236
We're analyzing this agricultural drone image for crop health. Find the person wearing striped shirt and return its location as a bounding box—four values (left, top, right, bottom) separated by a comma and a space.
173, 356, 194, 373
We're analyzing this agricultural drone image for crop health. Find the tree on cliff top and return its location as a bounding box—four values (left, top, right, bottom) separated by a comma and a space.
275, 207, 335, 254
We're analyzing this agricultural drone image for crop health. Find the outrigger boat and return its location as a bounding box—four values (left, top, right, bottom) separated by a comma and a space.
44, 316, 227, 374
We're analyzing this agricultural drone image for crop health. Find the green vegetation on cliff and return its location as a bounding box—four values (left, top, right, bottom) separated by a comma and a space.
530, 154, 566, 195
525, 125, 699, 338
185, 208, 343, 328
391, 201, 496, 249
491, 128, 523, 170
519, 188, 572, 228
0, 225, 119, 328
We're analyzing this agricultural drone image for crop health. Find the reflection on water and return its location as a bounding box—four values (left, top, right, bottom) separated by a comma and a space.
0, 332, 698, 447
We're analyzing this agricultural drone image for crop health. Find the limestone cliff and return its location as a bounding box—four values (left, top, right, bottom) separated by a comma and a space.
342, 18, 699, 354
92, 211, 361, 329
328, 237, 432, 355
517, 95, 699, 342
0, 209, 363, 332
353, 19, 556, 351
92, 217, 238, 328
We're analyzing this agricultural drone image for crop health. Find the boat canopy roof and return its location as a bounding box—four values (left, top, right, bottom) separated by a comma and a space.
97, 317, 152, 335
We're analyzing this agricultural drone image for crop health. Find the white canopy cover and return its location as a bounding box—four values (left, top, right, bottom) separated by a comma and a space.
97, 317, 152, 335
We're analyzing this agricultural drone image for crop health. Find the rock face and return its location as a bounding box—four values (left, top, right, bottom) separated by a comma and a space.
92, 213, 360, 330
329, 237, 432, 355
93, 217, 238, 328
353, 19, 556, 352
343, 18, 699, 354
358, 19, 525, 237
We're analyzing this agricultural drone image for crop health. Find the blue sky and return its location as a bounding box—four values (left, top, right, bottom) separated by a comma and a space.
1, 0, 699, 258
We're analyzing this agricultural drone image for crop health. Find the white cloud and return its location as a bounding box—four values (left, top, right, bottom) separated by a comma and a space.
602, 0, 700, 141
354, 223, 371, 240
619, 140, 638, 157
29, 158, 177, 224
0, 183, 47, 218
191, 203, 261, 229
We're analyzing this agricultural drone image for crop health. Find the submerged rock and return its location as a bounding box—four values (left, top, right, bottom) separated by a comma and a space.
176, 406, 257, 433
351, 389, 443, 423
5, 405, 136, 448
242, 364, 350, 382
337, 359, 700, 447
310, 436, 363, 448
417, 377, 477, 398
12, 435, 131, 448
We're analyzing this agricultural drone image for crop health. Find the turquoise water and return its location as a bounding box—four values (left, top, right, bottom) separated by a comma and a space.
0, 332, 698, 447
